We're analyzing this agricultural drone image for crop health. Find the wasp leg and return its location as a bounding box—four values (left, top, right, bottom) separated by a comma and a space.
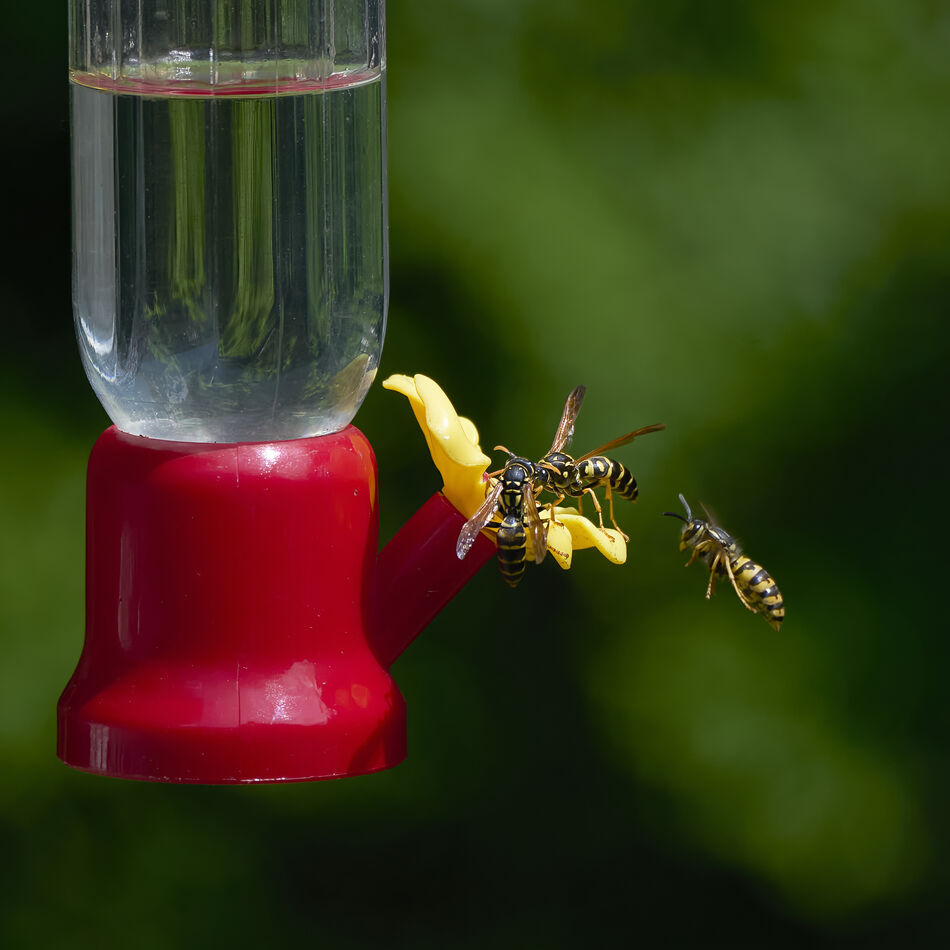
705, 553, 721, 599
685, 539, 715, 570
578, 486, 616, 539
603, 486, 630, 542
545, 492, 567, 529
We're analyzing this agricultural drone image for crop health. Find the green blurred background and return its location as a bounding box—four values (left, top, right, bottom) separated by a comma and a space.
2, 0, 948, 945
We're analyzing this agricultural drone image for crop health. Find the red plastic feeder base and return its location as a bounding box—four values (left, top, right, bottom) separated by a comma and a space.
58, 426, 405, 784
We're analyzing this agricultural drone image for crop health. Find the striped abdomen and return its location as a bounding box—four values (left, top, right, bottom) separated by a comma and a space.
732, 555, 785, 630
496, 515, 527, 587
570, 456, 639, 502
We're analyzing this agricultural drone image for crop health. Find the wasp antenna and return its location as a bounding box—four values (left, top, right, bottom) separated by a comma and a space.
493, 445, 515, 457
662, 511, 686, 522
677, 493, 693, 520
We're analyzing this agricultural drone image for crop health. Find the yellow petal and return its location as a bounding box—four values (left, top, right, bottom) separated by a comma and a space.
413, 376, 490, 469
548, 508, 627, 564
531, 516, 573, 569
382, 374, 491, 519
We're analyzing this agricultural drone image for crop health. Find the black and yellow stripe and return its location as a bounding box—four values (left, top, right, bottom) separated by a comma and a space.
495, 515, 527, 587
457, 453, 545, 587
495, 458, 534, 587
732, 556, 785, 630
571, 456, 639, 502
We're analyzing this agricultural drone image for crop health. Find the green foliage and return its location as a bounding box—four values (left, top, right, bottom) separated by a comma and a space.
2, 0, 949, 945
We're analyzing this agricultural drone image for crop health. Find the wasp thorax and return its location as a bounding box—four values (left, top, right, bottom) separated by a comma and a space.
506, 459, 533, 483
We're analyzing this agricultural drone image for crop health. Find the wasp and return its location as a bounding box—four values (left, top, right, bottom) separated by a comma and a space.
455, 385, 590, 586
457, 385, 664, 586
456, 451, 547, 588
534, 386, 665, 540
664, 494, 785, 630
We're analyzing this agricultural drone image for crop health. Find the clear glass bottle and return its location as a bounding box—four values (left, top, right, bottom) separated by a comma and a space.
71, 0, 388, 442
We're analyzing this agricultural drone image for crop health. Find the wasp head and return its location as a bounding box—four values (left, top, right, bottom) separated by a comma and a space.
536, 452, 573, 492
663, 493, 707, 550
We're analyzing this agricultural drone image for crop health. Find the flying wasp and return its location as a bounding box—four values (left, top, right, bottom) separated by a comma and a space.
663, 494, 785, 630
534, 386, 665, 540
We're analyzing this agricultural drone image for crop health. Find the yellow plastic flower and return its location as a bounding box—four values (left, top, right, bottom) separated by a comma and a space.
382, 374, 626, 569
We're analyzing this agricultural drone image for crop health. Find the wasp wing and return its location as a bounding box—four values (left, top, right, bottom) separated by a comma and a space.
572, 423, 666, 463
548, 385, 587, 455
523, 480, 548, 564
456, 480, 504, 560
699, 500, 723, 527
700, 501, 750, 566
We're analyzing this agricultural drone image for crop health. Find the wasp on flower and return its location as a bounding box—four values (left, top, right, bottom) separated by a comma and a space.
383, 374, 640, 586
455, 384, 664, 587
